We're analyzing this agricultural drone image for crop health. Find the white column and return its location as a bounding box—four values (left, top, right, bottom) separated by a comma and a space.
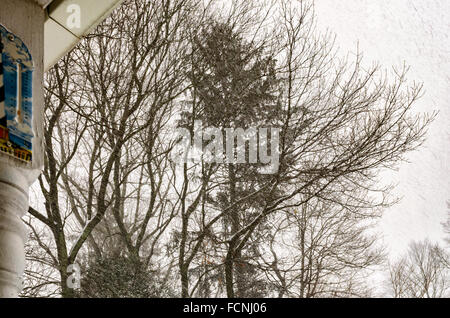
0, 0, 45, 298
0, 165, 29, 297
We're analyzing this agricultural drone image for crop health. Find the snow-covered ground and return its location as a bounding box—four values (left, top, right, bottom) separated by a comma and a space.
315, 0, 450, 256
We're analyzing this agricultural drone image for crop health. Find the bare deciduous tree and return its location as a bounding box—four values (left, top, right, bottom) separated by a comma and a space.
24, 0, 193, 297
387, 240, 450, 298
260, 199, 384, 298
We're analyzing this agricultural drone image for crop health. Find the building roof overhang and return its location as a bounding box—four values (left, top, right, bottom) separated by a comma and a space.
41, 0, 125, 70
33, 0, 54, 9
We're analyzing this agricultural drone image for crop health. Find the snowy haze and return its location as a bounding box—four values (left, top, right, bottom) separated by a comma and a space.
314, 0, 450, 256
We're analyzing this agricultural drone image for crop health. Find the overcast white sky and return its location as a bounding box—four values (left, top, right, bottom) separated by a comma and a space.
314, 0, 450, 256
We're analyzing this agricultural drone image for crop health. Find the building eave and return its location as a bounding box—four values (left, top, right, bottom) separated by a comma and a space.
33, 0, 54, 9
